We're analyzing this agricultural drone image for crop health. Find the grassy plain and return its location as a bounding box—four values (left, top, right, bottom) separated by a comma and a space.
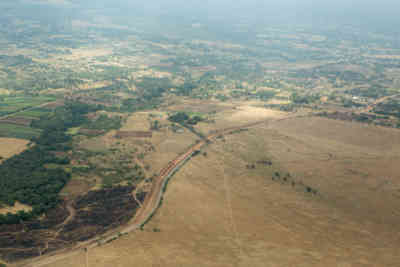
44, 110, 400, 267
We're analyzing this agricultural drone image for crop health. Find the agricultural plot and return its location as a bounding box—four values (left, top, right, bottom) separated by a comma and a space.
0, 138, 29, 162
0, 123, 41, 139
17, 107, 52, 118
0, 96, 56, 117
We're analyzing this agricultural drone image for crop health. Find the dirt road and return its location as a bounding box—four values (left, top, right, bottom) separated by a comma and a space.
17, 115, 301, 267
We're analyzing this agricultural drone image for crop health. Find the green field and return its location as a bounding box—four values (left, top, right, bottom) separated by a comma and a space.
0, 96, 55, 116
0, 123, 41, 139
17, 107, 52, 118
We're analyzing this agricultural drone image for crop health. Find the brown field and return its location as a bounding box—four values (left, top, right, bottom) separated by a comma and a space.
38, 112, 400, 267
0, 137, 29, 162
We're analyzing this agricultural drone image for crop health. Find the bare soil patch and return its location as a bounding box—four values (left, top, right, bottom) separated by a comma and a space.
195, 104, 287, 135
0, 138, 29, 162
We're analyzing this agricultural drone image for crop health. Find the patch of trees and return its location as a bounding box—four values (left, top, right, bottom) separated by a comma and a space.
255, 90, 276, 101
292, 67, 368, 85
121, 97, 160, 112
135, 77, 172, 99
168, 112, 203, 125
317, 111, 398, 128
0, 102, 99, 224
0, 147, 70, 224
373, 99, 400, 118
345, 85, 391, 99
174, 82, 196, 96
291, 92, 320, 104
120, 78, 173, 112
31, 101, 99, 131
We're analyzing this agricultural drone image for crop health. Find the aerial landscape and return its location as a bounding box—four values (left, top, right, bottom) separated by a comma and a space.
0, 0, 399, 266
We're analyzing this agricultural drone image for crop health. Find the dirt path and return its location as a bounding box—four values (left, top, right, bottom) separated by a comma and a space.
17, 114, 305, 267
56, 203, 76, 234
221, 149, 243, 262
132, 188, 143, 208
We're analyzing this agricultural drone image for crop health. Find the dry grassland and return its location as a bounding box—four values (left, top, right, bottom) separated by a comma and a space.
265, 116, 400, 226
0, 137, 29, 162
195, 104, 287, 135
41, 113, 400, 267
40, 112, 400, 267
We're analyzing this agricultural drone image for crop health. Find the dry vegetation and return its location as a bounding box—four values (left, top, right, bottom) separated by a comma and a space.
36, 108, 400, 267
2, 6, 400, 265
0, 138, 30, 163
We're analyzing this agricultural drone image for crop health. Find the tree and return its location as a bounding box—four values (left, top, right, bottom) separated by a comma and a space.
151, 120, 160, 130
168, 112, 189, 124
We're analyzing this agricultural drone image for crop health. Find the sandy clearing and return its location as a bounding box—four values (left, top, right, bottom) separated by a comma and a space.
0, 138, 30, 162
0, 202, 32, 215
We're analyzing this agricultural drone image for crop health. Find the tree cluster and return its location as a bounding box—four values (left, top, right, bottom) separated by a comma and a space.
0, 101, 98, 224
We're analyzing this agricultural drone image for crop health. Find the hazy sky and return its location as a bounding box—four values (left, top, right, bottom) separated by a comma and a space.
6, 0, 400, 33
20, 0, 400, 16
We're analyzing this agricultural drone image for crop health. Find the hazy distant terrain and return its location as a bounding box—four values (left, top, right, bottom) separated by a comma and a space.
0, 1, 399, 266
